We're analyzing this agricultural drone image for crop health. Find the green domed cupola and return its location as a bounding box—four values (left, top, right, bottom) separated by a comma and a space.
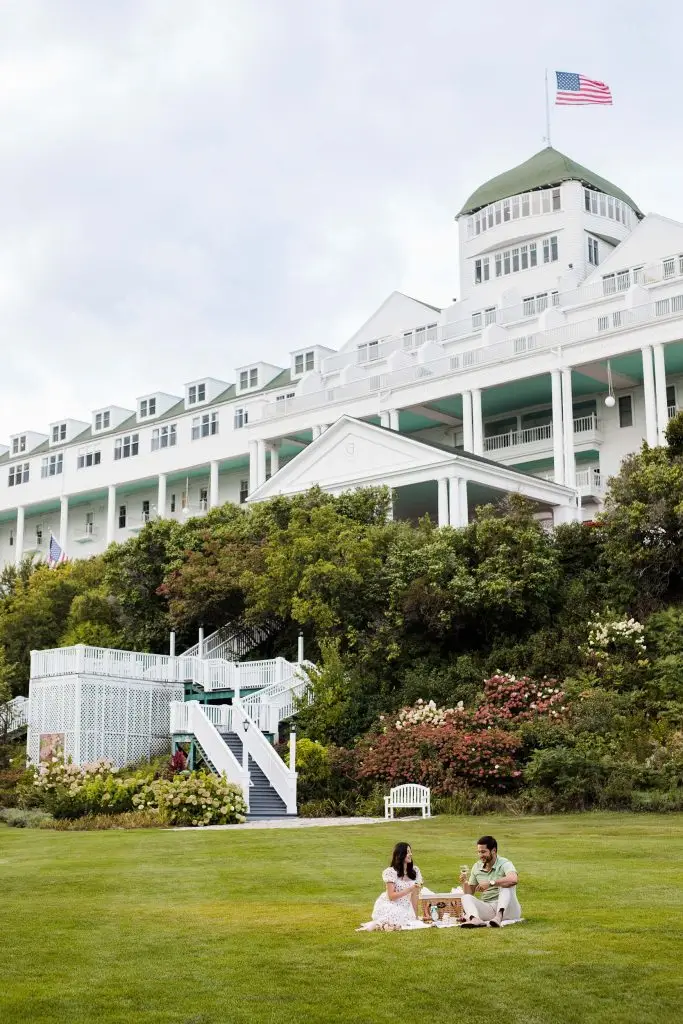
458, 146, 642, 219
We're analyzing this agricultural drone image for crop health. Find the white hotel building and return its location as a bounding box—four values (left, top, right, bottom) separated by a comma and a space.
2, 145, 682, 568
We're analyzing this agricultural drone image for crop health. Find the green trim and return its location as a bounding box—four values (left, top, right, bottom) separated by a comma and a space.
458, 146, 642, 218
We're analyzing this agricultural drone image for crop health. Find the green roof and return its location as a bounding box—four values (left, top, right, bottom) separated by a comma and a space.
458, 146, 643, 218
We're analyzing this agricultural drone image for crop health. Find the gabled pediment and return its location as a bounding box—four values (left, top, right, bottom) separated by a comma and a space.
249, 417, 454, 500
341, 292, 442, 352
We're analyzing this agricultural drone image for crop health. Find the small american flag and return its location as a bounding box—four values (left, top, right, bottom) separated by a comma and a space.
48, 534, 67, 569
556, 72, 612, 106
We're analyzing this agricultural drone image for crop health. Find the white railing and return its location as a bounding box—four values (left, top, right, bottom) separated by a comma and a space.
484, 414, 599, 454
255, 295, 683, 424
668, 405, 678, 420
232, 699, 296, 814
575, 469, 604, 495
183, 621, 275, 661
170, 700, 249, 804
3, 695, 29, 734
242, 664, 313, 725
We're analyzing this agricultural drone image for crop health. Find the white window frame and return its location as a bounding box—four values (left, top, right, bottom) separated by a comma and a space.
192, 412, 219, 439
8, 463, 29, 486
114, 433, 139, 460
77, 447, 101, 469
41, 453, 63, 478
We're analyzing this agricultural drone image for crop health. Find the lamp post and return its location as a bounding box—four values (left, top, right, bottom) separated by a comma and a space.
241, 715, 250, 774
297, 631, 304, 664
289, 722, 297, 772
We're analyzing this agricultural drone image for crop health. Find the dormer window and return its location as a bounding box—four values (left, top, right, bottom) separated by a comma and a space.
52, 423, 67, 443
239, 368, 259, 390
94, 411, 110, 432
294, 351, 315, 375
139, 398, 156, 418
11, 436, 26, 455
188, 384, 206, 405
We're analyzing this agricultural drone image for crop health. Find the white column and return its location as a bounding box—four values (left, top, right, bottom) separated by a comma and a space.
270, 444, 280, 476
380, 411, 390, 428
459, 479, 468, 527
642, 345, 658, 447
209, 460, 219, 508
561, 368, 575, 488
471, 389, 483, 455
389, 409, 399, 431
437, 478, 449, 527
15, 506, 25, 568
551, 369, 565, 485
653, 343, 668, 445
157, 474, 167, 518
256, 439, 267, 487
462, 391, 474, 452
248, 440, 258, 492
106, 484, 116, 545
448, 477, 462, 527
59, 495, 69, 548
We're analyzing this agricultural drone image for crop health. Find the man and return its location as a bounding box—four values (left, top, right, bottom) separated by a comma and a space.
459, 835, 521, 927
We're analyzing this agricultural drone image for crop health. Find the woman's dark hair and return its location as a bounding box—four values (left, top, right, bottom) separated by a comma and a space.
390, 842, 416, 879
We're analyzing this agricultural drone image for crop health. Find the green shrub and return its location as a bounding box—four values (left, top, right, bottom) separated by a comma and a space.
39, 810, 161, 830
0, 807, 54, 828
142, 770, 247, 827
33, 758, 153, 819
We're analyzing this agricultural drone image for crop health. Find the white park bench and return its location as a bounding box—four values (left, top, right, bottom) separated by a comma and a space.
384, 783, 431, 820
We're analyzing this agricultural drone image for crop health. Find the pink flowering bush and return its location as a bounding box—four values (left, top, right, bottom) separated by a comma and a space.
473, 674, 566, 727
358, 723, 521, 794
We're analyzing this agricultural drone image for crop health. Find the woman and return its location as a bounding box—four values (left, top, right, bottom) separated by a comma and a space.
370, 842, 423, 928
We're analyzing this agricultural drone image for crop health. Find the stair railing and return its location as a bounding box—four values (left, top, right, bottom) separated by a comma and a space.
232, 699, 297, 814
171, 701, 249, 809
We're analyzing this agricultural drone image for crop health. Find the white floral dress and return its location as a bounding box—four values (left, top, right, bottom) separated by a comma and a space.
371, 866, 423, 926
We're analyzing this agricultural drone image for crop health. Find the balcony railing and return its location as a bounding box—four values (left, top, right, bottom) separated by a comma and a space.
484, 415, 599, 454
668, 405, 679, 420
260, 294, 683, 425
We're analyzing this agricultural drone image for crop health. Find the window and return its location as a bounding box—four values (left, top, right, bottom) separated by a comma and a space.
530, 242, 537, 267
239, 368, 259, 389
199, 487, 208, 512
294, 351, 315, 374
139, 398, 156, 418
84, 512, 94, 536
667, 385, 677, 416
618, 395, 633, 428
192, 412, 219, 439
151, 424, 177, 451
9, 529, 13, 547
52, 423, 67, 443
187, 384, 206, 405
484, 307, 496, 326
503, 199, 511, 222
552, 188, 561, 211
521, 244, 529, 270
357, 339, 380, 363
474, 259, 482, 284
276, 392, 296, 403
239, 479, 249, 504
114, 433, 139, 460
633, 266, 644, 284
472, 312, 482, 330
512, 248, 520, 273
142, 500, 150, 524
170, 494, 176, 513
588, 237, 599, 265
94, 412, 110, 431
522, 292, 556, 317
36, 527, 43, 548
512, 195, 520, 219
234, 407, 248, 429
118, 505, 127, 529
11, 436, 27, 455
41, 454, 63, 478
503, 251, 511, 275
495, 253, 502, 277
585, 189, 633, 228
77, 448, 101, 469
543, 235, 558, 263
8, 463, 29, 486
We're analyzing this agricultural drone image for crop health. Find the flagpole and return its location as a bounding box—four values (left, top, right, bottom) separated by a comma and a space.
544, 69, 552, 146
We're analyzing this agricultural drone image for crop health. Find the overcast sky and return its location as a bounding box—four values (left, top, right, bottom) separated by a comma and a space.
0, 0, 679, 440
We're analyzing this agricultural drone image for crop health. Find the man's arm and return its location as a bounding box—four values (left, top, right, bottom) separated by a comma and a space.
483, 871, 518, 891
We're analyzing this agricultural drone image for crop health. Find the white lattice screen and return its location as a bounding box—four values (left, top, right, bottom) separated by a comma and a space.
27, 674, 183, 768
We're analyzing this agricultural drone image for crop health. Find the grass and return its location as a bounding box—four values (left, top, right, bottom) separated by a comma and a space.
1, 813, 683, 1024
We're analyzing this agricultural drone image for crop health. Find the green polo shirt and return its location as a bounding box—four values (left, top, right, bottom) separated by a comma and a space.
468, 856, 517, 903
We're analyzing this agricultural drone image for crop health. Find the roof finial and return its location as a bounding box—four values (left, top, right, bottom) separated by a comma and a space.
544, 69, 552, 148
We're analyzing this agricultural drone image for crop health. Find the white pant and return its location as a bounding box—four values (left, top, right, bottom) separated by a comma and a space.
461, 887, 521, 921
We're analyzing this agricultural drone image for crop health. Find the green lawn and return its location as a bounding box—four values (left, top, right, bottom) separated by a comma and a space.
2, 814, 683, 1024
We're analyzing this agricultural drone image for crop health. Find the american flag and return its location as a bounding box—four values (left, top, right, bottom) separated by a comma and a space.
556, 72, 613, 106
47, 534, 67, 568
